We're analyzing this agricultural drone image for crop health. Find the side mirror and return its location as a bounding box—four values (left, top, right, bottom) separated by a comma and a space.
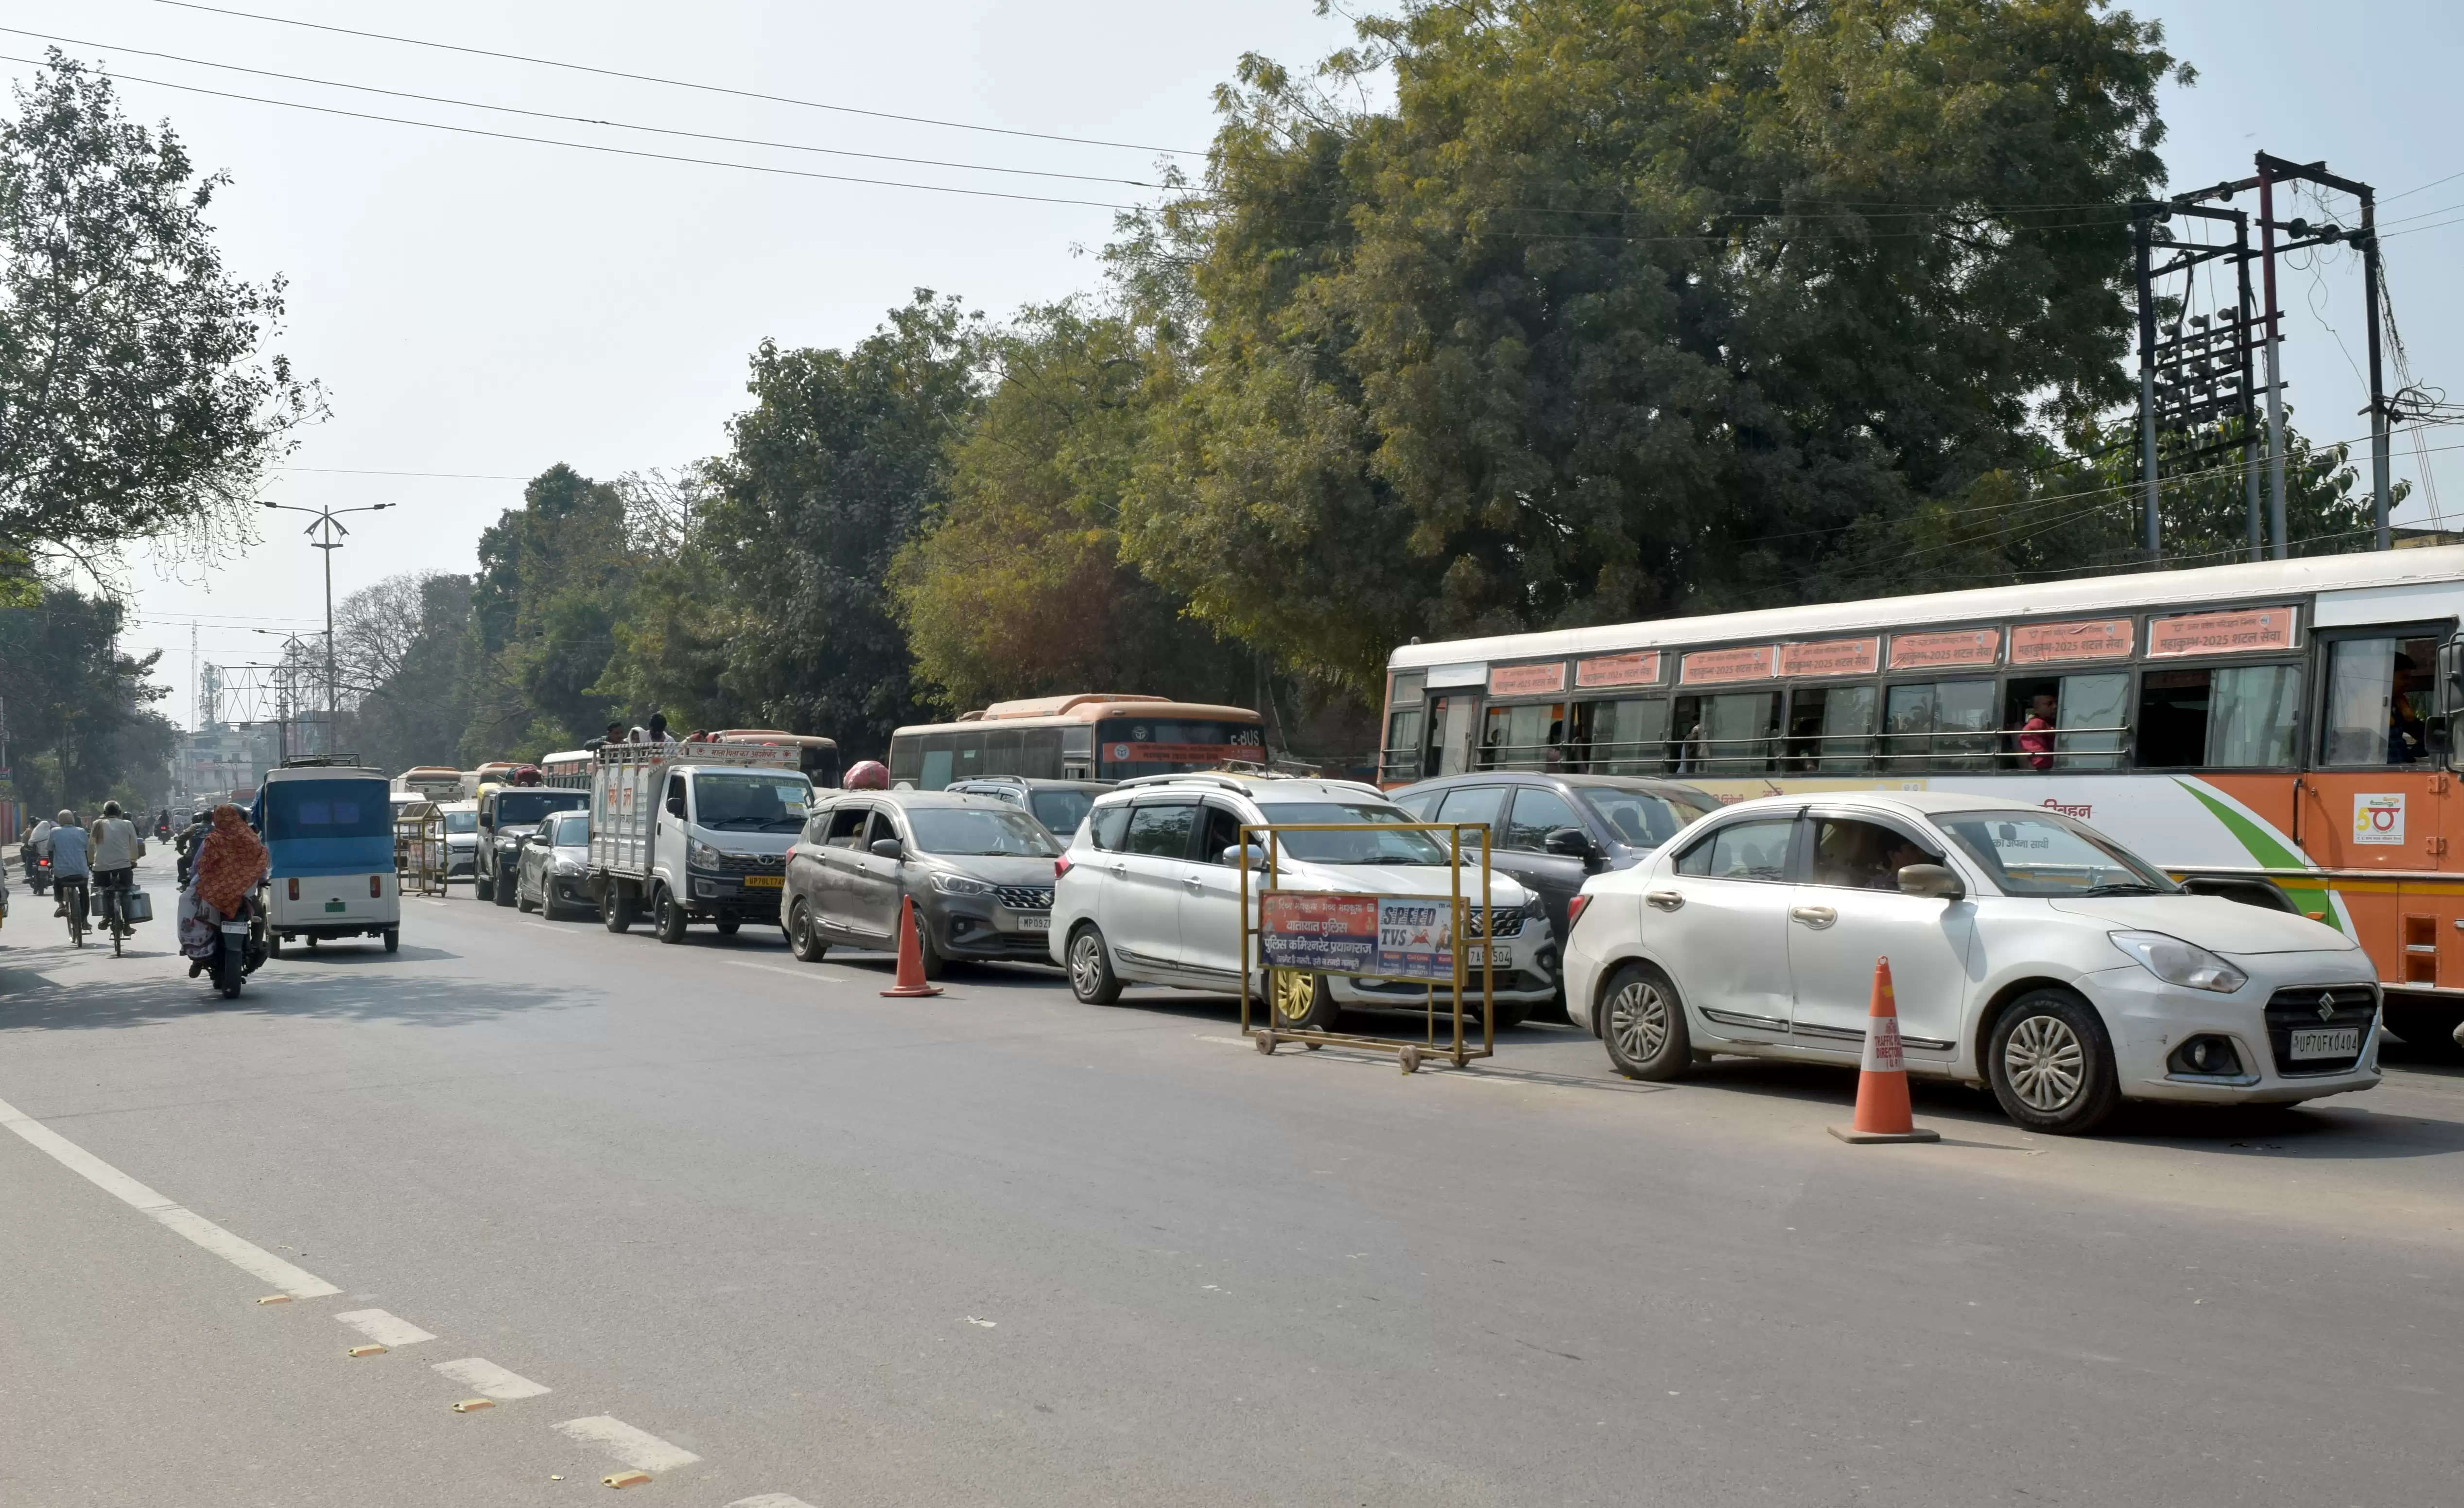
1897, 863, 1966, 901
869, 837, 906, 861
665, 795, 685, 817
1221, 843, 1267, 870
1543, 826, 1600, 859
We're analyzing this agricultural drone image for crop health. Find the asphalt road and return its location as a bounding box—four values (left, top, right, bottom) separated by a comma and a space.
4, 850, 2462, 1507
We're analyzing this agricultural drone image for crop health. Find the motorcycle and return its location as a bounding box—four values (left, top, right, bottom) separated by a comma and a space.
207, 891, 269, 1000
22, 844, 50, 897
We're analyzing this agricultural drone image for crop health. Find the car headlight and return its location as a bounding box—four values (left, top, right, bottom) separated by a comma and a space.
554, 858, 583, 876
929, 872, 995, 896
2109, 930, 2249, 994
687, 839, 722, 869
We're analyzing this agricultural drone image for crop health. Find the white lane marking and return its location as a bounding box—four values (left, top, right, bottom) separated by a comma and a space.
0, 1092, 340, 1298
727, 960, 853, 984
334, 1308, 436, 1347
553, 1416, 702, 1473
432, 1356, 551, 1400
729, 1497, 819, 1508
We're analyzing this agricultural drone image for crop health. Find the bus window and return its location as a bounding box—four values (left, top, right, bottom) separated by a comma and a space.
1786, 685, 1876, 773
1570, 697, 1667, 774
1021, 729, 1064, 779
888, 736, 922, 787
953, 731, 986, 782
2136, 664, 2302, 768
1384, 705, 1425, 782
1478, 702, 1565, 771
1884, 681, 1995, 770
2323, 635, 2438, 766
1424, 697, 1475, 777
920, 732, 957, 789
985, 729, 1022, 776
1672, 691, 1777, 774
2006, 674, 2128, 771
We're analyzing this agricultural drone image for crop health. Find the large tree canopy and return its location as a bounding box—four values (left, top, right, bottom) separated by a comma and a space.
0, 53, 316, 583
1122, 0, 2183, 688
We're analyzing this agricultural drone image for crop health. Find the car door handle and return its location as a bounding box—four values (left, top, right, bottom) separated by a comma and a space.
1182, 873, 1204, 890
1111, 863, 1128, 879
1644, 889, 1684, 911
1790, 905, 1837, 929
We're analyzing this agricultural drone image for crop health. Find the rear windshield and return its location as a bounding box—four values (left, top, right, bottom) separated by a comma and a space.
492, 791, 584, 826
265, 780, 390, 841
1029, 789, 1095, 838
907, 807, 1059, 857
1580, 787, 1714, 848
444, 810, 477, 834
1252, 802, 1450, 865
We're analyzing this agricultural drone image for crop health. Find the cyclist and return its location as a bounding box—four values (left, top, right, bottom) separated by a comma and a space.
88, 801, 145, 939
48, 808, 90, 926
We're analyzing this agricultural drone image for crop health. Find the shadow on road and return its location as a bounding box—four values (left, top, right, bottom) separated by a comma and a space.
0, 956, 569, 1033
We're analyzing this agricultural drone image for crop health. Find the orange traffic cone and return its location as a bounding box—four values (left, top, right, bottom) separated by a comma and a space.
1827, 957, 1940, 1144
882, 894, 942, 999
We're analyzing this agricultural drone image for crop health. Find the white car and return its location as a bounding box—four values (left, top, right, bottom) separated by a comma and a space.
1561, 791, 2381, 1134
1051, 773, 1558, 1030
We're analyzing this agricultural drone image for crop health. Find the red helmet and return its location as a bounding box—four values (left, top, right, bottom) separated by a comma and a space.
843, 759, 890, 789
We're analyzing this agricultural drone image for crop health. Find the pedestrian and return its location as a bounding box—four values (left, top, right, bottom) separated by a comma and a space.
2017, 692, 2057, 772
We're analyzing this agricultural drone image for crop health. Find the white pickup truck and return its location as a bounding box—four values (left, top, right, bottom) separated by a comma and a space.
586, 742, 814, 943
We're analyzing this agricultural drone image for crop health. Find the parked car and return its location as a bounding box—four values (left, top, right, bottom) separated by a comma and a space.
439, 800, 479, 880
945, 776, 1111, 842
1561, 791, 2383, 1134
1389, 772, 1718, 948
781, 789, 1061, 977
474, 785, 587, 906
1052, 772, 1558, 1031
515, 809, 592, 919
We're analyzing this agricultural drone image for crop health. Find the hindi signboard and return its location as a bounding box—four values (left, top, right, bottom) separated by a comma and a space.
1889, 628, 2001, 670
1680, 644, 1777, 685
1777, 636, 1882, 678
2010, 617, 2134, 664
2146, 606, 2298, 658
1258, 893, 1379, 974
1488, 662, 1569, 697
1575, 650, 1663, 689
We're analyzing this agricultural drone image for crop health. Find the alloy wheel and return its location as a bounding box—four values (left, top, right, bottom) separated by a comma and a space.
2002, 1014, 2085, 1112
1607, 979, 1670, 1063
1069, 934, 1103, 997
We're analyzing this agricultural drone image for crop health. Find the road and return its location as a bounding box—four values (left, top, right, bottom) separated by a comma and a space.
3, 849, 2462, 1506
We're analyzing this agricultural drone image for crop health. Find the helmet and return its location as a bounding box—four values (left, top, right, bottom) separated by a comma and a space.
843, 760, 889, 790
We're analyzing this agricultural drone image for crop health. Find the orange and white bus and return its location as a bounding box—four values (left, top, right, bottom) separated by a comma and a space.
1383, 545, 2464, 1045
710, 730, 842, 789
888, 694, 1267, 789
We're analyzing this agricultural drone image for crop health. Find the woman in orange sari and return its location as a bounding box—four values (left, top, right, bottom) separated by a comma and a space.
181, 805, 268, 972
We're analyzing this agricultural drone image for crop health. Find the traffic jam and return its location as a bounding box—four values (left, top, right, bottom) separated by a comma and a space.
399, 546, 2464, 1138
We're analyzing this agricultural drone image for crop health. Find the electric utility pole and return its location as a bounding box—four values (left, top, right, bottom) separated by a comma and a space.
260, 501, 393, 756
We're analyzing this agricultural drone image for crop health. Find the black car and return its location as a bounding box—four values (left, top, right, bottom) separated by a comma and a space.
943, 776, 1112, 843
473, 786, 587, 906
1388, 773, 1719, 947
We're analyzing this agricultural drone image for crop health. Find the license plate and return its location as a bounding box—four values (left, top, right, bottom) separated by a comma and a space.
2289, 1026, 2360, 1060
324, 899, 346, 913
1018, 912, 1051, 931
1466, 944, 1511, 969
743, 875, 782, 888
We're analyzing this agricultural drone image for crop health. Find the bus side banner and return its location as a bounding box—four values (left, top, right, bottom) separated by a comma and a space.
1106, 741, 1257, 765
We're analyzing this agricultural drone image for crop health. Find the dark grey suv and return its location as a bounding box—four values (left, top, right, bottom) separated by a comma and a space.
944, 776, 1111, 843
1388, 773, 1718, 946
780, 789, 1061, 979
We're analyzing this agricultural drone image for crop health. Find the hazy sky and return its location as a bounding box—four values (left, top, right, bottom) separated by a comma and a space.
6, 1, 2457, 731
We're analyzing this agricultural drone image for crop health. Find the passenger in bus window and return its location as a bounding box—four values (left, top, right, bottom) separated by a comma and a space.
2391, 651, 2429, 764
2018, 692, 2057, 772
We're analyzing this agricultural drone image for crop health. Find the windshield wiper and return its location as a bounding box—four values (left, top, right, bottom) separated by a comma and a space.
2079, 882, 2165, 895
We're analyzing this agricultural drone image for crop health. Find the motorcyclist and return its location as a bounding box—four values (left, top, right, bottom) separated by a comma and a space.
175, 810, 211, 885
88, 801, 145, 935
23, 814, 55, 890
47, 808, 90, 923
182, 804, 268, 980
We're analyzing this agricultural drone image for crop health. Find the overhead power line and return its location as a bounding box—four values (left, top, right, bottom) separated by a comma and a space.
0, 26, 1160, 189
0, 54, 1143, 211
149, 0, 1204, 157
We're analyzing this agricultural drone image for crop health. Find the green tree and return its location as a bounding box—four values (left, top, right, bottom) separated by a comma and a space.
1123, 0, 2184, 690
459, 465, 631, 761
0, 582, 177, 815
336, 571, 476, 771
0, 53, 317, 588
891, 299, 1251, 712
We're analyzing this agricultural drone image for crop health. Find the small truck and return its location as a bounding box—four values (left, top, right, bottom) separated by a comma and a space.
585, 742, 813, 943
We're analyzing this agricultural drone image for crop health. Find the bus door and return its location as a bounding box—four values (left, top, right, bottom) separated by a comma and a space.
2303, 627, 2454, 988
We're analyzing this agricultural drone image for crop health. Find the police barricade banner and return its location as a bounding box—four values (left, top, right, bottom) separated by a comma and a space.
1259, 893, 1378, 974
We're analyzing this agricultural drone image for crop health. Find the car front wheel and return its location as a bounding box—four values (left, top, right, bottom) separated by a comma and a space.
1066, 925, 1121, 1004
1269, 969, 1340, 1032
1986, 988, 2120, 1136
1600, 962, 1693, 1079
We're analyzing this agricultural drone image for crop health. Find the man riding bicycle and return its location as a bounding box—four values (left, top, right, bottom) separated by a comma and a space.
88, 801, 144, 938
47, 808, 90, 925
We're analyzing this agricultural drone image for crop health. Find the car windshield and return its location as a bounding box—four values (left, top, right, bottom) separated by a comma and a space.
694, 772, 812, 831
906, 807, 1059, 857
1029, 789, 1095, 838
444, 811, 477, 834
493, 791, 583, 826
1932, 810, 2181, 897
549, 812, 590, 846
1579, 787, 1714, 848
1253, 801, 1451, 865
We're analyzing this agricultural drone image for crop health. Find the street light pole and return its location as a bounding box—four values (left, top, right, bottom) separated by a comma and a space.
261, 501, 393, 755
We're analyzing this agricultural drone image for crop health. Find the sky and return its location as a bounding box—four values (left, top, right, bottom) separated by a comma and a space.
4, 0, 2458, 732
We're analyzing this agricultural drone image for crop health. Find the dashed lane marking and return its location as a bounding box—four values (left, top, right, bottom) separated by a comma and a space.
727, 960, 853, 984
0, 1091, 340, 1298
432, 1356, 552, 1400
729, 1496, 819, 1508
334, 1309, 437, 1347
553, 1415, 702, 1473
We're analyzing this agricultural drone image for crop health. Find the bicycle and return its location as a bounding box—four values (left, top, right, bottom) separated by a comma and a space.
59, 875, 87, 948
94, 876, 132, 957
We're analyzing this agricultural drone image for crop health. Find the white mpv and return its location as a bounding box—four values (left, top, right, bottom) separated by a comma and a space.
1050, 773, 1559, 1030
1560, 791, 2381, 1134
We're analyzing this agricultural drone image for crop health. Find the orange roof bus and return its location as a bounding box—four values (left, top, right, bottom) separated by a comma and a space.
888, 695, 1267, 789
710, 730, 842, 789
1381, 544, 2464, 1048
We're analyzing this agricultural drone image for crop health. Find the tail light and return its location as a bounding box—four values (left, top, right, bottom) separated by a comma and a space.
287, 877, 299, 901
1054, 855, 1073, 879
370, 875, 382, 898
1565, 894, 1592, 934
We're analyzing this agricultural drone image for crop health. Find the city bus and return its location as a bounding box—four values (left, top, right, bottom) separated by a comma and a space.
887, 695, 1268, 789
1381, 545, 2464, 1046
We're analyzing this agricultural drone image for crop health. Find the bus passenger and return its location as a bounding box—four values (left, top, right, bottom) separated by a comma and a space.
2017, 692, 2057, 772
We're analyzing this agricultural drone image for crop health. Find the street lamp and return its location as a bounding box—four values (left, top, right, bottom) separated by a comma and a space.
261, 501, 394, 756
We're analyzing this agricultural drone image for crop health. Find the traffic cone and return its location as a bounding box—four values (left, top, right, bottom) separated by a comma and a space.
1827, 957, 1940, 1144
881, 894, 943, 999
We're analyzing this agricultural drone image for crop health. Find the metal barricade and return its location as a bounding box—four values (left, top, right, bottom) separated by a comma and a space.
1237, 822, 1497, 1074
393, 801, 449, 896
